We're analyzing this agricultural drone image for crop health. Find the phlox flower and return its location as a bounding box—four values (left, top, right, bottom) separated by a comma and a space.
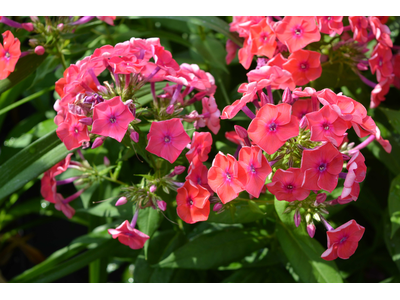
375, 127, 392, 153
238, 37, 254, 70
186, 132, 212, 164
267, 168, 310, 202
108, 220, 150, 250
208, 152, 247, 204
301, 142, 343, 193
96, 16, 116, 26
225, 131, 245, 146
56, 113, 90, 150
176, 180, 211, 224
91, 96, 135, 142
349, 16, 369, 43
342, 150, 366, 199
292, 99, 313, 121
369, 43, 393, 82
238, 146, 272, 198
230, 16, 264, 38
250, 18, 277, 59
266, 53, 288, 68
247, 65, 295, 90
369, 16, 393, 48
317, 16, 343, 36
54, 193, 76, 219
200, 96, 221, 134
146, 118, 191, 164
306, 105, 348, 147
321, 220, 365, 261
0, 30, 21, 80
221, 82, 257, 119
283, 49, 322, 86
248, 103, 299, 155
371, 75, 393, 108
186, 162, 213, 194
226, 39, 238, 65
275, 17, 321, 53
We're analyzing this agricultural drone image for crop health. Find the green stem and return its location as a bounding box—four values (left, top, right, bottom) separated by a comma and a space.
102, 176, 128, 186
57, 43, 68, 70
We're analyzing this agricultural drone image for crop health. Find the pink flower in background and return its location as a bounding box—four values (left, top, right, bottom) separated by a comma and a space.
108, 220, 150, 250
91, 96, 135, 142
146, 118, 191, 163
349, 16, 369, 43
321, 220, 365, 260
0, 30, 21, 80
369, 16, 393, 48
369, 43, 393, 82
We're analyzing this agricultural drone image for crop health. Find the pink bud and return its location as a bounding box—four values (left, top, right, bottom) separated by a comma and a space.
174, 166, 186, 175
259, 91, 269, 106
234, 125, 248, 139
299, 116, 308, 129
30, 16, 39, 22
157, 200, 167, 211
213, 202, 223, 212
150, 185, 157, 193
57, 23, 64, 31
34, 46, 45, 56
316, 193, 327, 204
79, 117, 93, 125
22, 22, 34, 32
166, 104, 174, 114
307, 223, 316, 238
92, 137, 105, 149
115, 197, 128, 206
294, 209, 301, 227
282, 87, 293, 104
103, 156, 110, 166
130, 130, 139, 143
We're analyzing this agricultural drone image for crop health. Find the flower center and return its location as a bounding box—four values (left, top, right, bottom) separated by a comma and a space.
268, 122, 277, 132
74, 128, 79, 134
260, 32, 269, 43
340, 236, 348, 244
250, 164, 256, 174
225, 171, 232, 182
319, 163, 327, 172
109, 116, 116, 123
378, 59, 383, 67
326, 16, 331, 21
300, 62, 309, 71
164, 136, 171, 143
5, 52, 10, 59
287, 184, 293, 190
294, 27, 303, 37
322, 122, 330, 131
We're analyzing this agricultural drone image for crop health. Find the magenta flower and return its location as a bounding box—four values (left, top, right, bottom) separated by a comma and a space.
108, 220, 150, 250
306, 105, 348, 147
91, 96, 135, 142
321, 220, 365, 261
146, 118, 191, 163
300, 143, 343, 193
267, 168, 310, 202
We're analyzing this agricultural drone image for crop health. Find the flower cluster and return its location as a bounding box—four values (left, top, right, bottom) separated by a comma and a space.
227, 16, 397, 109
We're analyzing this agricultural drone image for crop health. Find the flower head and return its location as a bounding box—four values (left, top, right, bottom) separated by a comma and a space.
108, 220, 150, 250
283, 49, 322, 86
249, 18, 277, 59
56, 113, 90, 150
186, 132, 212, 164
317, 16, 343, 36
0, 30, 21, 80
321, 219, 365, 260
146, 118, 191, 163
267, 168, 310, 201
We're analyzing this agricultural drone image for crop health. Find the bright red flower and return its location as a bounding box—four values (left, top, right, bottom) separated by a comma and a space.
369, 16, 393, 48
176, 180, 210, 224
91, 96, 135, 142
186, 132, 212, 164
321, 220, 365, 261
56, 113, 90, 150
146, 118, 191, 164
267, 168, 310, 202
317, 16, 343, 36
369, 43, 393, 82
306, 105, 348, 147
301, 143, 343, 193
275, 17, 321, 53
208, 152, 247, 204
248, 103, 299, 155
250, 18, 277, 59
283, 49, 322, 86
349, 16, 369, 43
108, 220, 150, 250
238, 146, 272, 198
0, 30, 21, 80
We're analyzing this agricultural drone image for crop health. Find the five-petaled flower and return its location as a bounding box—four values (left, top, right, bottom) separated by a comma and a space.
0, 30, 21, 80
108, 220, 150, 250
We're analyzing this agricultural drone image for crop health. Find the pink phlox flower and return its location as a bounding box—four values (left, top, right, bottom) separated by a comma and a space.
108, 220, 150, 250
54, 193, 76, 219
275, 16, 321, 53
151, 44, 180, 75
247, 65, 295, 91
238, 37, 254, 69
96, 16, 116, 26
321, 220, 365, 261
91, 96, 135, 142
371, 75, 393, 108
146, 118, 191, 164
239, 146, 272, 198
248, 103, 299, 155
266, 53, 288, 68
369, 16, 393, 48
283, 49, 322, 86
292, 99, 313, 121
208, 152, 247, 204
267, 168, 310, 201
221, 82, 257, 120
250, 18, 277, 59
317, 16, 343, 36
186, 162, 213, 194
349, 16, 369, 43
301, 142, 344, 193
186, 132, 213, 164
225, 131, 245, 146
341, 150, 366, 199
292, 86, 317, 98
0, 30, 21, 80
369, 43, 393, 82
375, 127, 392, 153
230, 16, 264, 38
201, 96, 220, 134
306, 105, 348, 147
337, 182, 360, 204
226, 39, 239, 65
178, 63, 216, 95
56, 113, 90, 150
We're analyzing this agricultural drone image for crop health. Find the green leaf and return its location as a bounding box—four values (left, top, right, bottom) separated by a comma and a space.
207, 201, 267, 224
155, 228, 268, 270
275, 199, 343, 283
0, 53, 47, 94
190, 35, 228, 73
137, 207, 163, 259
389, 175, 400, 238
0, 130, 68, 202
380, 107, 400, 134
384, 211, 400, 273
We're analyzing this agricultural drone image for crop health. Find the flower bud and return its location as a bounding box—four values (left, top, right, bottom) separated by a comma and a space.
92, 136, 105, 149
307, 222, 316, 238
115, 197, 128, 206
79, 117, 93, 125
294, 209, 301, 227
213, 202, 223, 212
166, 104, 174, 114
22, 22, 34, 32
282, 87, 293, 104
103, 156, 110, 167
169, 165, 186, 177
34, 46, 45, 56
30, 16, 39, 22
299, 116, 308, 129
316, 193, 327, 204
234, 125, 248, 140
57, 23, 64, 31
149, 185, 157, 193
157, 200, 167, 211
129, 130, 139, 143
